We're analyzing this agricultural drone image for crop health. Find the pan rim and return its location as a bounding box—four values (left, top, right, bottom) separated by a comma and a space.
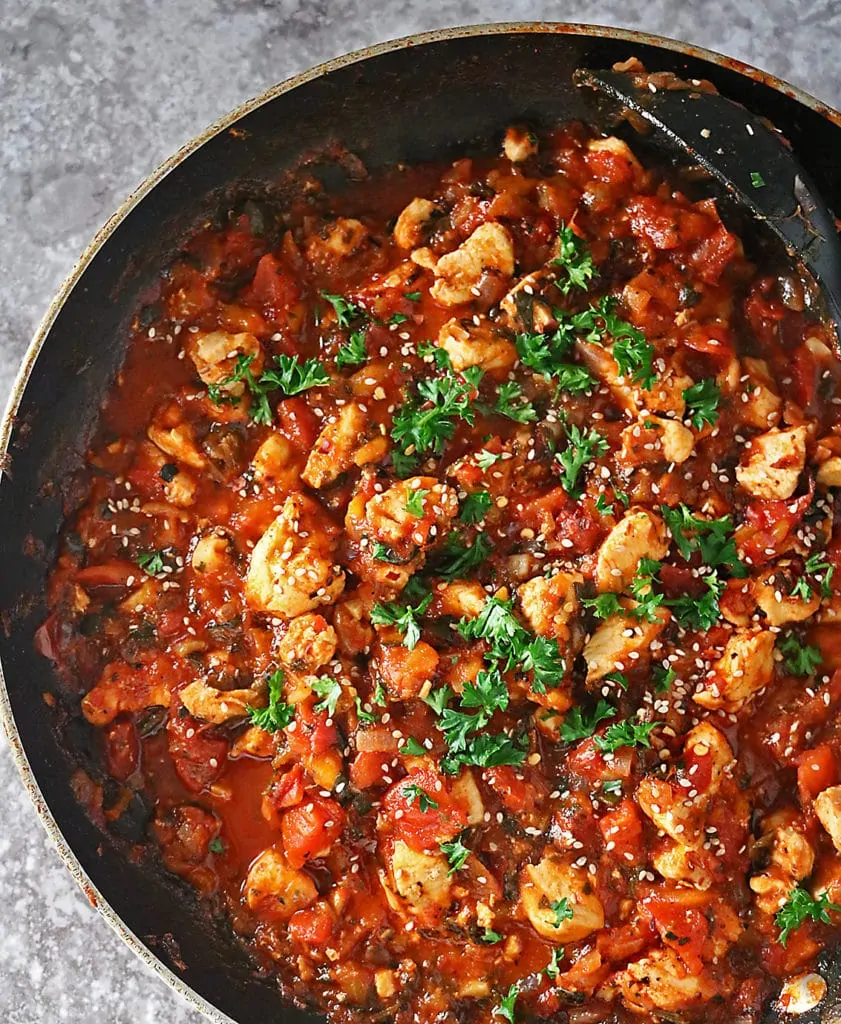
1, 20, 839, 1024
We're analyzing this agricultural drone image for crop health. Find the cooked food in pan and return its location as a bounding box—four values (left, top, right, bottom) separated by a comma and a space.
39, 121, 841, 1021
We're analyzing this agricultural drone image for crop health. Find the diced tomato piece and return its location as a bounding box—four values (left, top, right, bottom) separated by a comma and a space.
688, 223, 737, 285
744, 277, 787, 348
681, 739, 714, 794
167, 708, 229, 793
381, 767, 467, 851
377, 641, 439, 700
103, 717, 140, 782
797, 745, 838, 804
599, 799, 644, 863
791, 343, 821, 411
737, 484, 814, 566
287, 701, 339, 761
277, 397, 320, 451
288, 901, 336, 946
281, 794, 346, 869
567, 738, 632, 784
244, 253, 300, 316
585, 147, 636, 186
350, 750, 389, 790
521, 488, 601, 554
262, 764, 307, 828
643, 894, 708, 974
484, 765, 546, 815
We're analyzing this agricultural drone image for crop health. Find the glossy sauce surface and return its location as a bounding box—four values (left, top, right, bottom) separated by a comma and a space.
39, 122, 841, 1023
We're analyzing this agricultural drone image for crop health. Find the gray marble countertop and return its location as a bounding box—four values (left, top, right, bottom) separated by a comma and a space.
2, 1, 841, 1020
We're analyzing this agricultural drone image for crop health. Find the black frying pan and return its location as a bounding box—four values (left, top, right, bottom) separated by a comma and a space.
2, 23, 841, 1024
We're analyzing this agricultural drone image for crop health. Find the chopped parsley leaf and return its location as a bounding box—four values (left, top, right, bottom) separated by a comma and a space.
494, 984, 519, 1024
417, 341, 452, 369
336, 329, 368, 368
494, 381, 537, 423
660, 503, 746, 575
778, 633, 823, 676
653, 664, 677, 692
560, 700, 615, 743
475, 448, 505, 470
389, 312, 409, 325
667, 571, 725, 631
460, 489, 493, 525
401, 737, 427, 756
435, 532, 495, 580
553, 363, 596, 394
581, 592, 622, 619
353, 696, 378, 725
544, 947, 564, 978
137, 550, 166, 575
551, 224, 597, 294
370, 593, 433, 650
481, 928, 504, 945
594, 718, 661, 753
371, 541, 402, 563
462, 667, 510, 716
602, 779, 623, 796
208, 837, 225, 854
320, 291, 367, 328
776, 886, 841, 946
405, 486, 430, 517
595, 494, 615, 516
404, 290, 421, 301
247, 669, 295, 733
792, 552, 835, 600
750, 171, 766, 189
402, 782, 439, 813
440, 833, 471, 873
682, 378, 721, 429
629, 557, 666, 622
391, 369, 479, 458
555, 422, 608, 498
311, 676, 342, 717
260, 354, 331, 397
550, 898, 574, 928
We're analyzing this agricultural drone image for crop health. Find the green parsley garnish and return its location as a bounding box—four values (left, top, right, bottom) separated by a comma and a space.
320, 291, 367, 328
560, 700, 616, 743
417, 341, 452, 369
336, 329, 368, 368
435, 532, 495, 580
371, 541, 402, 563
481, 928, 504, 945
462, 667, 510, 716
595, 494, 615, 516
207, 353, 273, 424
353, 696, 377, 725
370, 593, 433, 650
208, 837, 225, 854
551, 224, 597, 294
404, 290, 421, 302
247, 669, 295, 733
653, 664, 676, 692
389, 312, 409, 325
660, 504, 746, 575
629, 557, 666, 622
667, 571, 725, 630
494, 381, 537, 423
494, 984, 519, 1024
553, 363, 597, 394
775, 886, 841, 946
402, 782, 439, 813
440, 833, 471, 873
778, 633, 823, 676
311, 675, 342, 717
544, 947, 564, 979
550, 898, 574, 928
792, 552, 835, 601
555, 422, 608, 498
401, 737, 427, 756
137, 550, 166, 575
459, 489, 493, 525
405, 486, 430, 517
750, 171, 766, 189
581, 592, 622, 619
261, 354, 331, 397
475, 448, 505, 470
682, 378, 721, 429
602, 779, 623, 796
391, 369, 479, 458
595, 718, 660, 753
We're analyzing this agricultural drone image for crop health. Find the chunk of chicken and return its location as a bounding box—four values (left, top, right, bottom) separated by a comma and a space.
437, 317, 517, 375
245, 493, 345, 617
497, 270, 557, 335
817, 457, 841, 488
520, 855, 604, 942
184, 330, 263, 395
385, 840, 452, 926
191, 533, 232, 574
148, 412, 207, 470
276, 613, 338, 672
754, 563, 821, 626
162, 467, 197, 507
735, 426, 808, 500
450, 770, 485, 826
302, 401, 386, 489
651, 840, 716, 890
740, 357, 782, 430
503, 125, 538, 163
576, 341, 691, 418
619, 415, 695, 467
583, 607, 670, 683
432, 580, 488, 619
587, 136, 644, 184
251, 433, 300, 488
81, 658, 174, 726
614, 949, 717, 1014
306, 217, 371, 264
393, 198, 440, 249
693, 629, 775, 712
179, 678, 264, 725
815, 786, 841, 853
594, 508, 669, 593
750, 811, 815, 914
244, 846, 318, 920
231, 725, 276, 759
426, 222, 515, 307
518, 571, 582, 643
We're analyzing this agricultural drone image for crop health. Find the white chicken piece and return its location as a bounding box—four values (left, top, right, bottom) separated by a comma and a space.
749, 812, 815, 914
519, 855, 604, 942
302, 401, 385, 489
363, 478, 459, 553
384, 840, 452, 926
587, 136, 644, 184
614, 949, 717, 1014
393, 198, 440, 250
306, 217, 371, 263
450, 770, 485, 826
437, 317, 517, 374
693, 629, 775, 712
147, 417, 207, 471
498, 269, 556, 334
518, 571, 582, 640
424, 222, 515, 306
576, 340, 691, 418
753, 563, 821, 626
503, 125, 538, 162
651, 840, 716, 890
191, 533, 232, 575
251, 433, 300, 489
179, 678, 264, 725
594, 508, 669, 593
433, 580, 488, 619
244, 846, 318, 920
735, 425, 808, 500
739, 357, 782, 430
81, 660, 173, 726
275, 612, 338, 672
184, 330, 262, 395
814, 786, 841, 853
638, 722, 734, 846
245, 492, 345, 618
619, 415, 695, 467
583, 607, 670, 683
817, 457, 841, 488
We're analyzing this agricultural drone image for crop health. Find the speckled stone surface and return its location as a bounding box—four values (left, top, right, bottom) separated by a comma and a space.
2, 1, 841, 1020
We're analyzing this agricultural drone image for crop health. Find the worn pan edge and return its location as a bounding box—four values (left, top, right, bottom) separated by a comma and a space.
1, 20, 840, 1023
